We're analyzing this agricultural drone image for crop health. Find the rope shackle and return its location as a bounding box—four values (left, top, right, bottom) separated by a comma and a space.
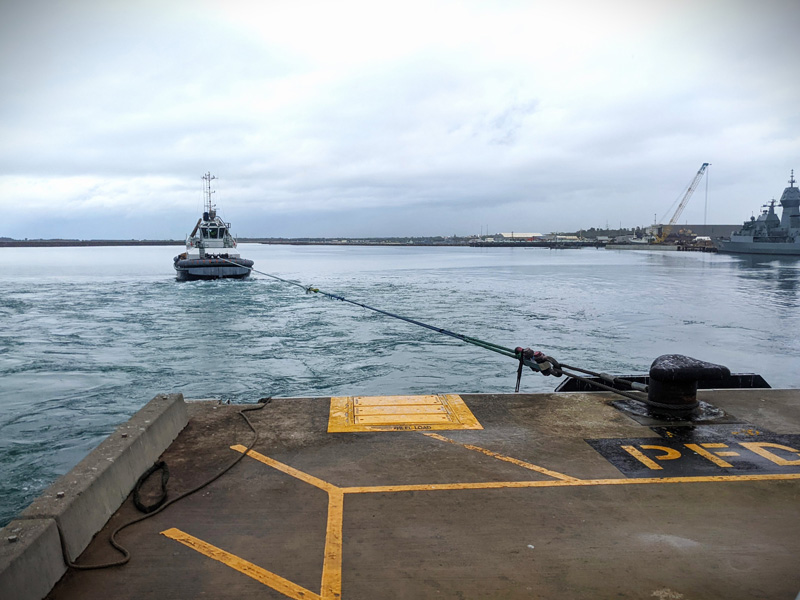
514, 348, 564, 377
514, 347, 560, 392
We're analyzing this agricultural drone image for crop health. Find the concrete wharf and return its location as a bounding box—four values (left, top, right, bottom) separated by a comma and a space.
2, 389, 800, 599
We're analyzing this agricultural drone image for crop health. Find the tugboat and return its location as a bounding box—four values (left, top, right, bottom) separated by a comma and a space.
173, 173, 254, 280
716, 170, 800, 255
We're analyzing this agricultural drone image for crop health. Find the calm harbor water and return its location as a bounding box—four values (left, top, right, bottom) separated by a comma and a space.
2, 244, 800, 525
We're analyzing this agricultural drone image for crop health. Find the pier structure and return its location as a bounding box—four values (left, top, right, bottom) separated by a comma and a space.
2, 389, 800, 599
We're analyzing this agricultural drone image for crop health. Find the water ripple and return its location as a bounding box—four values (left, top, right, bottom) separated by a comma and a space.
1, 245, 799, 525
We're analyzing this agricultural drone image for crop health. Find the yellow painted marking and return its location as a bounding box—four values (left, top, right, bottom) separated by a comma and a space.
685, 443, 734, 468
621, 445, 662, 470
230, 445, 338, 493
211, 442, 800, 597
327, 396, 350, 432
341, 472, 800, 494
328, 394, 482, 432
732, 429, 762, 436
184, 439, 800, 600
739, 442, 800, 466
423, 433, 578, 481
442, 394, 484, 429
700, 443, 740, 457
641, 445, 682, 461
320, 489, 344, 600
161, 527, 320, 600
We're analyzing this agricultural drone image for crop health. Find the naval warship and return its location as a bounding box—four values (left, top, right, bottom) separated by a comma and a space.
716, 170, 800, 255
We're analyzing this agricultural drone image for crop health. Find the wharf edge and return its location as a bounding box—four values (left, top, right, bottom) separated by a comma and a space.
0, 394, 188, 600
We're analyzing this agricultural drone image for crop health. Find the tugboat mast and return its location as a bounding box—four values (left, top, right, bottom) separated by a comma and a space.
202, 172, 217, 217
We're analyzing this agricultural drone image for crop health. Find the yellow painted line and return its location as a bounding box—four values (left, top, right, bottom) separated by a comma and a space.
341, 472, 800, 494
320, 490, 344, 600
161, 527, 321, 600
640, 445, 681, 461
423, 432, 578, 481
230, 445, 339, 493
233, 443, 800, 497
685, 443, 734, 468
621, 445, 662, 469
739, 441, 800, 466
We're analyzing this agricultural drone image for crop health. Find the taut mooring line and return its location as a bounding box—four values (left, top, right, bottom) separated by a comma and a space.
220, 258, 650, 400
225, 258, 524, 358
221, 259, 533, 363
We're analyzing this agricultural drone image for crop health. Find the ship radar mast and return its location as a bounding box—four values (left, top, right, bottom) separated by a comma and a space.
202, 172, 217, 218
790, 169, 796, 188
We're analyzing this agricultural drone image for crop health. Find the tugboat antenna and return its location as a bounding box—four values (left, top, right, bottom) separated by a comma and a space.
202, 172, 217, 214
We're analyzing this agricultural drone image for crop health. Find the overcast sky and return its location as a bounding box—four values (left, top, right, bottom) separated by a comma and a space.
1, 0, 799, 239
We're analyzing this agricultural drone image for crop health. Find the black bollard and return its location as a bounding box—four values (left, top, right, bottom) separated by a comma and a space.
648, 354, 730, 415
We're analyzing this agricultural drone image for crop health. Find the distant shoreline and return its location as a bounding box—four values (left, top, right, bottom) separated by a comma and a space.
1, 225, 737, 249
0, 238, 471, 248
0, 238, 605, 248
0, 239, 185, 247
0, 238, 609, 248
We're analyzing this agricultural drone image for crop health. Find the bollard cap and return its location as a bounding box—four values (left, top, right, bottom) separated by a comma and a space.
649, 354, 730, 383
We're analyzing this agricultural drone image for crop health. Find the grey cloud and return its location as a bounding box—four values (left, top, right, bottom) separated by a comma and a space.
2, 0, 800, 240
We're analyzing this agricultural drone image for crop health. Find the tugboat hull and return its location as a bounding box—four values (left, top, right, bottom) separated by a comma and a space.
173, 257, 254, 281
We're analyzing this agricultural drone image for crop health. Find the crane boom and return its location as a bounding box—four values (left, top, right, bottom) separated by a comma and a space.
657, 162, 710, 242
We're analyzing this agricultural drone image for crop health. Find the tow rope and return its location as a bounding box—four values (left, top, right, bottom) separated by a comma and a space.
221, 259, 650, 400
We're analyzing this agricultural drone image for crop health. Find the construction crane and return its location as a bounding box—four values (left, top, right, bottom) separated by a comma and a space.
656, 162, 710, 243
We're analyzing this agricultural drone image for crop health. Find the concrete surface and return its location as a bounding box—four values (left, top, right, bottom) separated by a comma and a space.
0, 519, 63, 600
38, 389, 800, 600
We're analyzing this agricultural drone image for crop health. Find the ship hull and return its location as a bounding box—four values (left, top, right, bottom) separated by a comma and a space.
173, 257, 254, 280
715, 240, 800, 255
